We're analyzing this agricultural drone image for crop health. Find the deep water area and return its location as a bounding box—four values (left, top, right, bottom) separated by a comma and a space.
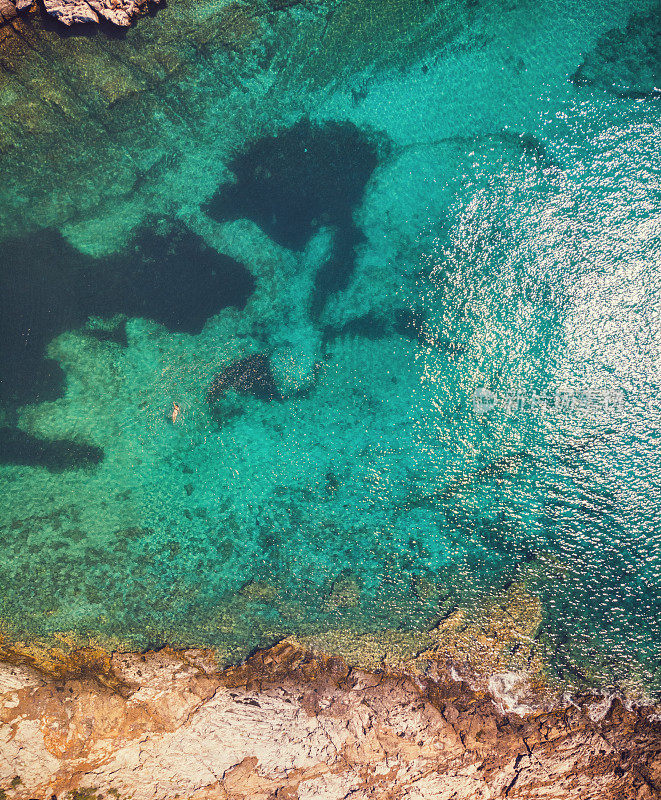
0, 0, 660, 697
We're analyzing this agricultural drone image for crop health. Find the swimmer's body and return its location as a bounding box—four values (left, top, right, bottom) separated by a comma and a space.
171, 402, 181, 424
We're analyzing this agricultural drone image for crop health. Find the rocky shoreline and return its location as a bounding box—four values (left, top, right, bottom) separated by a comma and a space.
0, 0, 161, 27
1, 639, 660, 799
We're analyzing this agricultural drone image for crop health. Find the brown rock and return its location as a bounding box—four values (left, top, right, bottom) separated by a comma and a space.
42, 0, 98, 24
40, 0, 161, 26
0, 0, 17, 23
0, 639, 659, 799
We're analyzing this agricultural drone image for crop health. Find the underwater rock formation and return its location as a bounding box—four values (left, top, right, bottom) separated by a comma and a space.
0, 221, 253, 407
0, 427, 103, 471
205, 119, 381, 253
572, 11, 661, 99
204, 119, 382, 319
1, 641, 660, 799
207, 354, 281, 402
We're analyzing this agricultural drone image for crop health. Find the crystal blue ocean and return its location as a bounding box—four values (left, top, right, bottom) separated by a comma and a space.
0, 0, 659, 695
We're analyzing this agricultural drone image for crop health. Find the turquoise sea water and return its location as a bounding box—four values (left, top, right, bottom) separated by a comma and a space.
0, 0, 659, 693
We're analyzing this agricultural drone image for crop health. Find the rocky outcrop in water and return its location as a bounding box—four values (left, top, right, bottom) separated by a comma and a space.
1, 640, 660, 799
0, 0, 161, 26
0, 0, 32, 23
46, 0, 159, 26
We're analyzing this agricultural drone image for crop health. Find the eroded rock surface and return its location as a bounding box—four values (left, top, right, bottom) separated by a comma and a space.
1, 0, 161, 27
0, 0, 17, 24
1, 641, 660, 799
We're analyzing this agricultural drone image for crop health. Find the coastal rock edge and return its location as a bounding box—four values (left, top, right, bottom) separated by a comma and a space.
1, 640, 660, 799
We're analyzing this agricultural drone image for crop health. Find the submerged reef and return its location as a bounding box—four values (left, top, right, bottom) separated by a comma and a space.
572, 11, 661, 99
205, 119, 381, 253
0, 218, 253, 470
207, 354, 281, 402
0, 427, 103, 471
0, 219, 253, 407
205, 118, 383, 319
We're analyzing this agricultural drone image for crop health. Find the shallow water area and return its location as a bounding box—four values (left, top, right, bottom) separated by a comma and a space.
0, 0, 660, 697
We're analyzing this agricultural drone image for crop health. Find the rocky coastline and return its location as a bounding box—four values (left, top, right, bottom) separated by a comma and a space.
1, 639, 660, 800
0, 0, 161, 27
